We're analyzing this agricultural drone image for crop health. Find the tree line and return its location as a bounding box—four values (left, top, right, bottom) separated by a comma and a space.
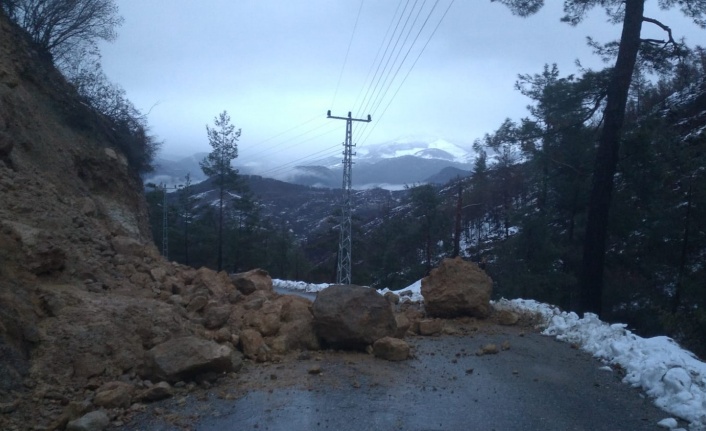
354, 48, 706, 357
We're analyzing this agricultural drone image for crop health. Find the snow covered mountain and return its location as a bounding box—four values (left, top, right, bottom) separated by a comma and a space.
356, 137, 471, 163
147, 137, 474, 189
285, 137, 474, 188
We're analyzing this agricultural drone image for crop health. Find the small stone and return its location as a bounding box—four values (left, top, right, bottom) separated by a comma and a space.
0, 400, 20, 414
66, 410, 109, 431
308, 365, 322, 375
372, 337, 410, 361
476, 344, 499, 356
497, 309, 519, 326
418, 319, 443, 336
137, 381, 173, 402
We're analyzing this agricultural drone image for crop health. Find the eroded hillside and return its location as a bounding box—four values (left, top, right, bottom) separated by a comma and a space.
0, 12, 318, 430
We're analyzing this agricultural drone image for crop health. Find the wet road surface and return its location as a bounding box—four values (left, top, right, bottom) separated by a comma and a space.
123, 326, 678, 431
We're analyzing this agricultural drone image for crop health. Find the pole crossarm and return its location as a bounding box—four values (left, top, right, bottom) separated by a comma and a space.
326, 110, 371, 285
327, 110, 372, 123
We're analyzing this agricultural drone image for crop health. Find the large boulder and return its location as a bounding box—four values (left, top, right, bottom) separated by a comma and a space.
312, 285, 396, 350
421, 257, 493, 318
145, 336, 236, 382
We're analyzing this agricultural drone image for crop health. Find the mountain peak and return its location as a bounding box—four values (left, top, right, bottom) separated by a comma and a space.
357, 137, 472, 164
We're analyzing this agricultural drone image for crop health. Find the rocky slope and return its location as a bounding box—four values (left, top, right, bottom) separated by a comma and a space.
0, 12, 499, 431
0, 13, 323, 430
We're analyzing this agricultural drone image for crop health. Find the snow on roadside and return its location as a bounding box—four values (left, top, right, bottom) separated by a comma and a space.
494, 298, 706, 430
379, 279, 424, 303
272, 278, 424, 303
272, 279, 331, 293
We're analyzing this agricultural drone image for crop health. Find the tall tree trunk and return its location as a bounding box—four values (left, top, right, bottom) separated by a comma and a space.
453, 183, 462, 258
217, 170, 224, 272
579, 0, 644, 316
673, 177, 693, 313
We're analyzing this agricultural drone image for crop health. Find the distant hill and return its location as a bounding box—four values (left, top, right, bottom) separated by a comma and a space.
150, 137, 475, 189
425, 166, 471, 184
143, 153, 208, 186
168, 175, 407, 239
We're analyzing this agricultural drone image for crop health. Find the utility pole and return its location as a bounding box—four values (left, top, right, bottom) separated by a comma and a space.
327, 110, 371, 285
162, 183, 169, 260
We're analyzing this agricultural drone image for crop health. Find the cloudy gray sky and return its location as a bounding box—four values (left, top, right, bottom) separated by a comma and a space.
99, 1, 704, 172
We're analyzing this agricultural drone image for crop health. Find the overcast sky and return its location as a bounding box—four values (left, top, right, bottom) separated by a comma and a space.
99, 1, 704, 172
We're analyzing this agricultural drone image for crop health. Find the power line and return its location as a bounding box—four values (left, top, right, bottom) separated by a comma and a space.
256, 138, 342, 177
360, 0, 455, 146
331, 0, 366, 110
355, 0, 443, 140
234, 1, 454, 179
350, 0, 406, 115
239, 119, 335, 163
353, 0, 412, 118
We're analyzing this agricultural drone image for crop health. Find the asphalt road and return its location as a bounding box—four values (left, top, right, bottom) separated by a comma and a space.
123, 326, 679, 431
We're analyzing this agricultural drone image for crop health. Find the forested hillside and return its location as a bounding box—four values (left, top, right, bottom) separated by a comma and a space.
150, 49, 706, 357
383, 53, 706, 357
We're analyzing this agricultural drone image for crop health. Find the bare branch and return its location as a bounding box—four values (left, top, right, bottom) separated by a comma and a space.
641, 16, 677, 46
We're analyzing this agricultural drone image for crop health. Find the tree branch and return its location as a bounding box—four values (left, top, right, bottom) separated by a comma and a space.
641, 16, 676, 46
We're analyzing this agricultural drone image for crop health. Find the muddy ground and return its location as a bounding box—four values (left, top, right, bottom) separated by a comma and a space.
117, 319, 680, 431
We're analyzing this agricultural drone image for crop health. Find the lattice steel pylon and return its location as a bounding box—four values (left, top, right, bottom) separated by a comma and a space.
162, 183, 169, 260
327, 110, 371, 285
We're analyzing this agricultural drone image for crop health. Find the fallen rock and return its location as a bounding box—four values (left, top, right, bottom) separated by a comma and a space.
230, 268, 273, 295
418, 319, 443, 336
193, 267, 234, 298
476, 344, 499, 356
373, 337, 410, 361
270, 295, 319, 352
384, 291, 400, 305
93, 381, 133, 408
137, 381, 173, 402
240, 328, 269, 362
421, 257, 492, 318
244, 307, 281, 336
204, 304, 232, 329
145, 336, 236, 382
496, 309, 519, 326
186, 295, 208, 313
66, 410, 109, 431
26, 242, 66, 275
312, 285, 397, 350
394, 313, 411, 338
110, 236, 147, 258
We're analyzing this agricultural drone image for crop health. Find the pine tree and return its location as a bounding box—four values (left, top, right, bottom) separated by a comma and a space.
200, 111, 240, 272
493, 0, 706, 316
